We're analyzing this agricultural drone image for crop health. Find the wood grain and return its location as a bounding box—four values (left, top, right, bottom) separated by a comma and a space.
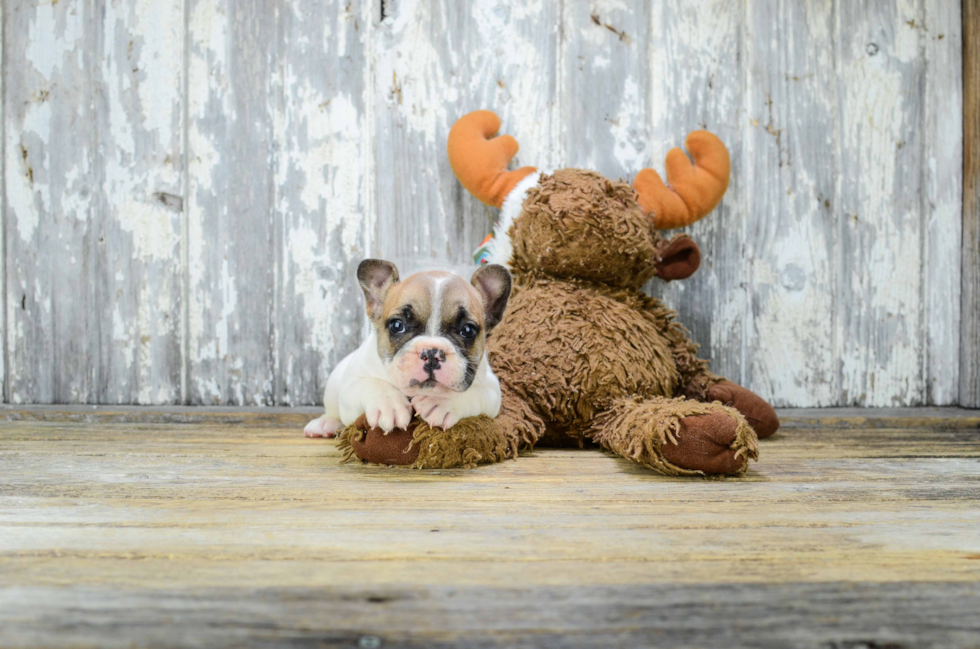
925, 0, 964, 405
186, 0, 278, 405
562, 0, 650, 179
3, 0, 185, 405
740, 0, 837, 407
2, 583, 980, 649
963, 0, 980, 408
372, 0, 463, 268
98, 0, 186, 404
838, 2, 928, 406
1, 0, 5, 403
1, 1, 970, 407
4, 0, 101, 403
1, 412, 979, 646
456, 0, 560, 246
274, 0, 373, 406
3, 403, 980, 429
370, 0, 559, 296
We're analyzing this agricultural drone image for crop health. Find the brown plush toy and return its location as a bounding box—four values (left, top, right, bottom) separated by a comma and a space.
340, 110, 780, 476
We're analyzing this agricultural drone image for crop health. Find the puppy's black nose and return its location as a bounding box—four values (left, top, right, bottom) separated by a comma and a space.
420, 348, 444, 371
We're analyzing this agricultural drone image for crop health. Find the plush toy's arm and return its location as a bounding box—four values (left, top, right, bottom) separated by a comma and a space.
636, 293, 780, 437
635, 293, 723, 399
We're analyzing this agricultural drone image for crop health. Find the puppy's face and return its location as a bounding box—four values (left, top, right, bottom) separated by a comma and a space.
357, 260, 511, 394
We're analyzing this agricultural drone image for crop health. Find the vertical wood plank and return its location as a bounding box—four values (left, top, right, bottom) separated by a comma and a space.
645, 1, 746, 386
186, 0, 277, 405
4, 0, 100, 403
274, 0, 373, 405
923, 0, 963, 405
561, 0, 651, 179
97, 0, 185, 403
1, 0, 5, 403
837, 0, 927, 406
739, 0, 838, 406
372, 0, 464, 269
372, 0, 558, 270
456, 1, 560, 252
963, 0, 980, 407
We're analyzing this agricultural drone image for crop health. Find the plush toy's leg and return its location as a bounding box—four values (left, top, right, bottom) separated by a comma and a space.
339, 415, 421, 465
338, 413, 509, 469
589, 396, 758, 476
338, 384, 544, 469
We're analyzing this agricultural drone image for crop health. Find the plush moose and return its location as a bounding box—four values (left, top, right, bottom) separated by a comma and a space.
340, 110, 779, 476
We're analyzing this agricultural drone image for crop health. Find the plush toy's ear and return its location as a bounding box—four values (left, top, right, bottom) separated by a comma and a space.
654, 235, 701, 281
448, 111, 538, 208
634, 130, 730, 230
357, 259, 399, 322
470, 264, 512, 330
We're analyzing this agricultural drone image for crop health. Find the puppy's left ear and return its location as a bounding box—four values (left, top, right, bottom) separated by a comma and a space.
357, 259, 399, 322
471, 264, 512, 330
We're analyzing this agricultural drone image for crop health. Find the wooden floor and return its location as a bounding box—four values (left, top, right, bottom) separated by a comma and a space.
2, 407, 980, 648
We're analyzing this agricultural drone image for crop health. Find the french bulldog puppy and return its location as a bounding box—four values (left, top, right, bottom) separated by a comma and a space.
304, 259, 511, 438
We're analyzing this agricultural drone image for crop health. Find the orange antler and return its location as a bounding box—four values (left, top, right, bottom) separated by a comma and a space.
448, 111, 537, 208
633, 130, 731, 229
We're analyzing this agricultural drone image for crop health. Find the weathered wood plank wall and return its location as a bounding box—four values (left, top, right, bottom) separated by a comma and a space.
963, 0, 980, 408
1, 0, 969, 407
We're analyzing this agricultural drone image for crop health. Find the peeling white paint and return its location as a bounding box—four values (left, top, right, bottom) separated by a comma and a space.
25, 3, 79, 81
839, 5, 924, 406
3, 0, 967, 407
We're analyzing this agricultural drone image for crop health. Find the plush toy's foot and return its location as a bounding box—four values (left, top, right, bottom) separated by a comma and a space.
304, 415, 343, 438
590, 396, 758, 476
661, 411, 748, 475
706, 380, 780, 439
338, 414, 513, 469
345, 415, 420, 464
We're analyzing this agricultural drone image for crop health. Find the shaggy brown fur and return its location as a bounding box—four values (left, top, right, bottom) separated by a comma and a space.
339, 414, 510, 470
478, 169, 764, 474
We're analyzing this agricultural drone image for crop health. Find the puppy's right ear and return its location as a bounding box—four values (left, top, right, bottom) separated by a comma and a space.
357, 259, 399, 322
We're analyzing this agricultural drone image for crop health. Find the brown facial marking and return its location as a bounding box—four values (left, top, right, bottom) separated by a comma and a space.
377, 272, 487, 372
438, 282, 486, 385
376, 274, 433, 361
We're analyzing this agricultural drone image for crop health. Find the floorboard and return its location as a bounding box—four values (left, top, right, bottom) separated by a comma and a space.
1, 408, 979, 648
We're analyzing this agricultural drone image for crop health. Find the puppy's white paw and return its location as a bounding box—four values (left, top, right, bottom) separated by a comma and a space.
364, 391, 413, 432
411, 395, 461, 430
304, 415, 343, 438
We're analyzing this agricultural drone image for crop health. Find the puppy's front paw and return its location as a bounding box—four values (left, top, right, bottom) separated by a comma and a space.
304, 415, 343, 438
411, 394, 461, 430
364, 391, 413, 433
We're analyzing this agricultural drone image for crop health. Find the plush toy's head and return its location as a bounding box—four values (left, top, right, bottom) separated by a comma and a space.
449, 111, 730, 289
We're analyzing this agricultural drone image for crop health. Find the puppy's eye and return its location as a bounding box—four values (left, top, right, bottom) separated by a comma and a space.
460, 323, 479, 340
388, 319, 406, 335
